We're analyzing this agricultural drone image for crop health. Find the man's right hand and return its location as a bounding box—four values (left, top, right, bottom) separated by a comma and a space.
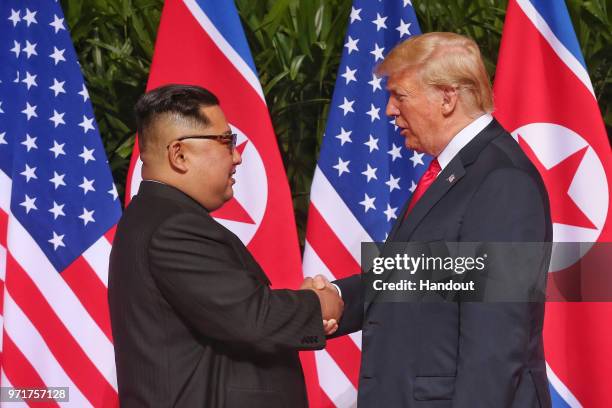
301, 276, 343, 330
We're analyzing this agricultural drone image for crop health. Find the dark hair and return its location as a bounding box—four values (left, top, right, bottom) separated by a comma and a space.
135, 84, 219, 151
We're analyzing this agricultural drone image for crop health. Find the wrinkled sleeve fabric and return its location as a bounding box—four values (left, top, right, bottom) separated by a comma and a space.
149, 212, 325, 353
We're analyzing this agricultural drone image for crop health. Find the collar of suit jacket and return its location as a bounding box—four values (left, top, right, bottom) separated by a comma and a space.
137, 180, 208, 213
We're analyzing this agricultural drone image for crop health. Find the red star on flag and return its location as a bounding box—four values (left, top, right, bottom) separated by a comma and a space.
519, 135, 596, 230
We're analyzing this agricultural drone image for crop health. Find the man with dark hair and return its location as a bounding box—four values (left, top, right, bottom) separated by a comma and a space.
108, 84, 343, 407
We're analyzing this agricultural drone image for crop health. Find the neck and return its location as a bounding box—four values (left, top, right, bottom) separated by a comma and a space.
432, 112, 482, 157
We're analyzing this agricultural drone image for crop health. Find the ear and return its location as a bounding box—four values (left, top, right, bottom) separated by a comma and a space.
167, 141, 188, 173
440, 85, 458, 116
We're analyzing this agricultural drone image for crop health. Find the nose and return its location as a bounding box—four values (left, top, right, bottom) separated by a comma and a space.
385, 97, 400, 117
232, 146, 242, 166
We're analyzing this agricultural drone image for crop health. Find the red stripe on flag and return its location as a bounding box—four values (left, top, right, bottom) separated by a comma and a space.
300, 351, 322, 408
305, 205, 361, 279
5, 253, 116, 406
324, 336, 361, 388
319, 386, 338, 408
104, 225, 117, 245
2, 331, 59, 408
62, 256, 113, 341
0, 208, 7, 248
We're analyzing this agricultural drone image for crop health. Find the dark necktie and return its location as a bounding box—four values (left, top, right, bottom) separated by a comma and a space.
404, 158, 441, 218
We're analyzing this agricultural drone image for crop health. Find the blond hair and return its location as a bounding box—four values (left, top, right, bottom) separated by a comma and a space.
377, 32, 494, 114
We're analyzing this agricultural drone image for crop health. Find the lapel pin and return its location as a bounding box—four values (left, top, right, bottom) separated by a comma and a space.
447, 174, 456, 183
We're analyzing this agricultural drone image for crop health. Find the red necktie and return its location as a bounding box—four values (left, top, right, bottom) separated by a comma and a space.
404, 158, 441, 218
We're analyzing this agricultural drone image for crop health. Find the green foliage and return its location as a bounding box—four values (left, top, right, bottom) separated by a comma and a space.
61, 0, 163, 200
64, 0, 610, 243
235, 0, 351, 239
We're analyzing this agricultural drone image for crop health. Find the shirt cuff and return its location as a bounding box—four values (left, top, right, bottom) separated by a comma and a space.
331, 283, 342, 298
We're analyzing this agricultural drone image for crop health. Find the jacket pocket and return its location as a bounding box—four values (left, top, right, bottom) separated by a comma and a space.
413, 376, 455, 401
225, 387, 285, 408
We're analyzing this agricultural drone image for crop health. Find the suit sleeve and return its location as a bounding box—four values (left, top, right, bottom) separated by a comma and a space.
331, 274, 364, 337
148, 213, 325, 353
452, 168, 550, 407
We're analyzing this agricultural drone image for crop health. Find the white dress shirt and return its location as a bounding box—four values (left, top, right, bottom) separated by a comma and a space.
436, 113, 493, 171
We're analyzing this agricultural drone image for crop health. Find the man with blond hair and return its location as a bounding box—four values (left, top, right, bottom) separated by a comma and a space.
306, 33, 552, 407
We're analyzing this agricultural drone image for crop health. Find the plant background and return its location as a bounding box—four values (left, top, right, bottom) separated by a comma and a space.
61, 0, 611, 245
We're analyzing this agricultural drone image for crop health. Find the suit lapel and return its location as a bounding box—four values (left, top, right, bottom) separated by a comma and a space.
364, 119, 506, 312
392, 159, 466, 242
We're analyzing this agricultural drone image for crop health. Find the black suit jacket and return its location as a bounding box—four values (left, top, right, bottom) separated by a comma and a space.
108, 181, 325, 407
335, 119, 553, 407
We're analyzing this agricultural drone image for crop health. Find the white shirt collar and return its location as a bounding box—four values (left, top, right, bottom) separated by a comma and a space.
436, 113, 493, 170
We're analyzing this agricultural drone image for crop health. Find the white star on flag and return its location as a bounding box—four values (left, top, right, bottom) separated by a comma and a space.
338, 97, 355, 116
49, 201, 66, 220
78, 84, 89, 101
370, 43, 385, 61
350, 7, 362, 23
409, 180, 418, 193
362, 164, 378, 182
108, 185, 119, 201
49, 140, 66, 158
20, 194, 38, 214
384, 204, 398, 221
368, 74, 382, 92
8, 9, 20, 26
344, 36, 359, 54
366, 104, 380, 122
49, 14, 65, 33
10, 40, 21, 57
79, 146, 96, 164
341, 66, 357, 84
409, 150, 425, 167
21, 134, 38, 152
79, 208, 96, 226
364, 135, 379, 152
49, 109, 66, 127
49, 78, 66, 96
23, 40, 38, 58
79, 177, 95, 194
78, 115, 95, 133
359, 193, 376, 212
49, 171, 67, 189
49, 47, 66, 65
23, 8, 38, 26
21, 164, 38, 182
372, 13, 388, 31
396, 19, 412, 37
336, 127, 352, 145
22, 71, 38, 89
387, 143, 402, 161
333, 157, 350, 176
386, 174, 401, 192
21, 102, 38, 120
48, 231, 66, 250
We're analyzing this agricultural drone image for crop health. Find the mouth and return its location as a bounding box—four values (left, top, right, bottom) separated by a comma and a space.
230, 170, 236, 184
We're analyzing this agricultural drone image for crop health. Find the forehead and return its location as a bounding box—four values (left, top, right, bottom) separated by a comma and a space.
199, 105, 229, 130
386, 69, 420, 92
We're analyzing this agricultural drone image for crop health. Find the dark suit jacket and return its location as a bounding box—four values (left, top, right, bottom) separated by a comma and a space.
108, 181, 325, 407
335, 119, 552, 407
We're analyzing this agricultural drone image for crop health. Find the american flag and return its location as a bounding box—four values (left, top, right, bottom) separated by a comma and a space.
0, 1, 121, 406
302, 0, 423, 405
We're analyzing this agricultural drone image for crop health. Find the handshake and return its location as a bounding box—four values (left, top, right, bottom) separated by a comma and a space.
300, 275, 343, 336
